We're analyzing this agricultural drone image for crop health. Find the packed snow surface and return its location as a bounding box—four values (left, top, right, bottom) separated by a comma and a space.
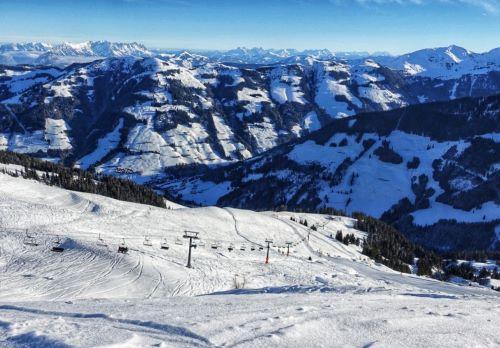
0, 173, 498, 347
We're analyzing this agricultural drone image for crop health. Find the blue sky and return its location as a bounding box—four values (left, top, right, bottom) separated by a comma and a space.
0, 0, 499, 53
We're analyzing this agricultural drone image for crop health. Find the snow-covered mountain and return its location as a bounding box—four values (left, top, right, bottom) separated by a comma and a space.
378, 45, 500, 80
0, 42, 53, 66
160, 94, 500, 252
1, 49, 498, 180
184, 47, 391, 65
1, 40, 499, 79
198, 47, 335, 64
0, 42, 53, 52
0, 171, 498, 346
0, 41, 153, 66
45, 41, 152, 57
0, 42, 387, 67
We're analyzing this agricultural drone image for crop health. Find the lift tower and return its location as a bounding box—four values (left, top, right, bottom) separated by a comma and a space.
265, 239, 273, 264
183, 231, 200, 268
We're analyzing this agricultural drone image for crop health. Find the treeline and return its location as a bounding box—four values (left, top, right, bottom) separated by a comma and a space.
0, 151, 166, 208
278, 205, 348, 217
284, 205, 442, 275
335, 230, 361, 246
439, 262, 500, 291
440, 250, 500, 263
290, 216, 310, 227
353, 212, 441, 275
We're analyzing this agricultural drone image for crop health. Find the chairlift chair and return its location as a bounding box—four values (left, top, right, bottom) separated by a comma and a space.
250, 245, 255, 251
228, 243, 234, 251
175, 237, 183, 245
23, 236, 38, 246
197, 240, 205, 248
96, 234, 107, 247
117, 239, 128, 254
51, 235, 64, 252
258, 245, 264, 251
211, 243, 219, 250
23, 230, 39, 246
240, 244, 246, 251
160, 239, 169, 250
143, 236, 153, 247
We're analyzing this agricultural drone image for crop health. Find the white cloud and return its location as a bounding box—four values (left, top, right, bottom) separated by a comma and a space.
332, 0, 499, 13
451, 0, 499, 13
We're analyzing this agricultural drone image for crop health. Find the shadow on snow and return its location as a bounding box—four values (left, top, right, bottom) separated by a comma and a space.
0, 305, 212, 347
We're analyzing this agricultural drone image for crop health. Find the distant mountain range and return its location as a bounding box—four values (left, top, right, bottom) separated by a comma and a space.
1, 40, 499, 79
181, 47, 392, 64
0, 41, 153, 66
1, 40, 390, 66
0, 41, 499, 252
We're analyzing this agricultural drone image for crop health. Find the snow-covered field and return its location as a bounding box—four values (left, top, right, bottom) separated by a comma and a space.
0, 173, 498, 347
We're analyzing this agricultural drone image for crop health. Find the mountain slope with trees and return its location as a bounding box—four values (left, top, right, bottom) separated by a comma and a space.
161, 94, 500, 252
0, 45, 499, 185
0, 150, 166, 208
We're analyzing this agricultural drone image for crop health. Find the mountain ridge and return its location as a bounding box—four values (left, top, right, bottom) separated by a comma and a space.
1, 53, 498, 177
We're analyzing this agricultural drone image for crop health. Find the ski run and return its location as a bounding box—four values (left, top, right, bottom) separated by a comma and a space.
0, 172, 498, 347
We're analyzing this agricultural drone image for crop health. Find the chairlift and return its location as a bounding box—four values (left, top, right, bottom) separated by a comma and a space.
197, 240, 205, 248
23, 230, 38, 246
96, 234, 107, 247
175, 237, 183, 245
211, 243, 219, 250
250, 245, 255, 251
259, 245, 264, 251
118, 239, 128, 254
51, 235, 64, 252
240, 244, 246, 251
228, 243, 234, 251
143, 236, 153, 247
160, 239, 169, 250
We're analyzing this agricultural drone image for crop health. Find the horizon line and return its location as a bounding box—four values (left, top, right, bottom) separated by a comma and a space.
0, 39, 499, 56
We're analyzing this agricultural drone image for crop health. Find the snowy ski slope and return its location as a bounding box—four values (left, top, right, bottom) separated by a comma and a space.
0, 173, 499, 347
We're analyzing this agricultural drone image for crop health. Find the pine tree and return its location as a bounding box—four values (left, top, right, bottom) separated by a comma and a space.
335, 230, 343, 242
478, 267, 490, 279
